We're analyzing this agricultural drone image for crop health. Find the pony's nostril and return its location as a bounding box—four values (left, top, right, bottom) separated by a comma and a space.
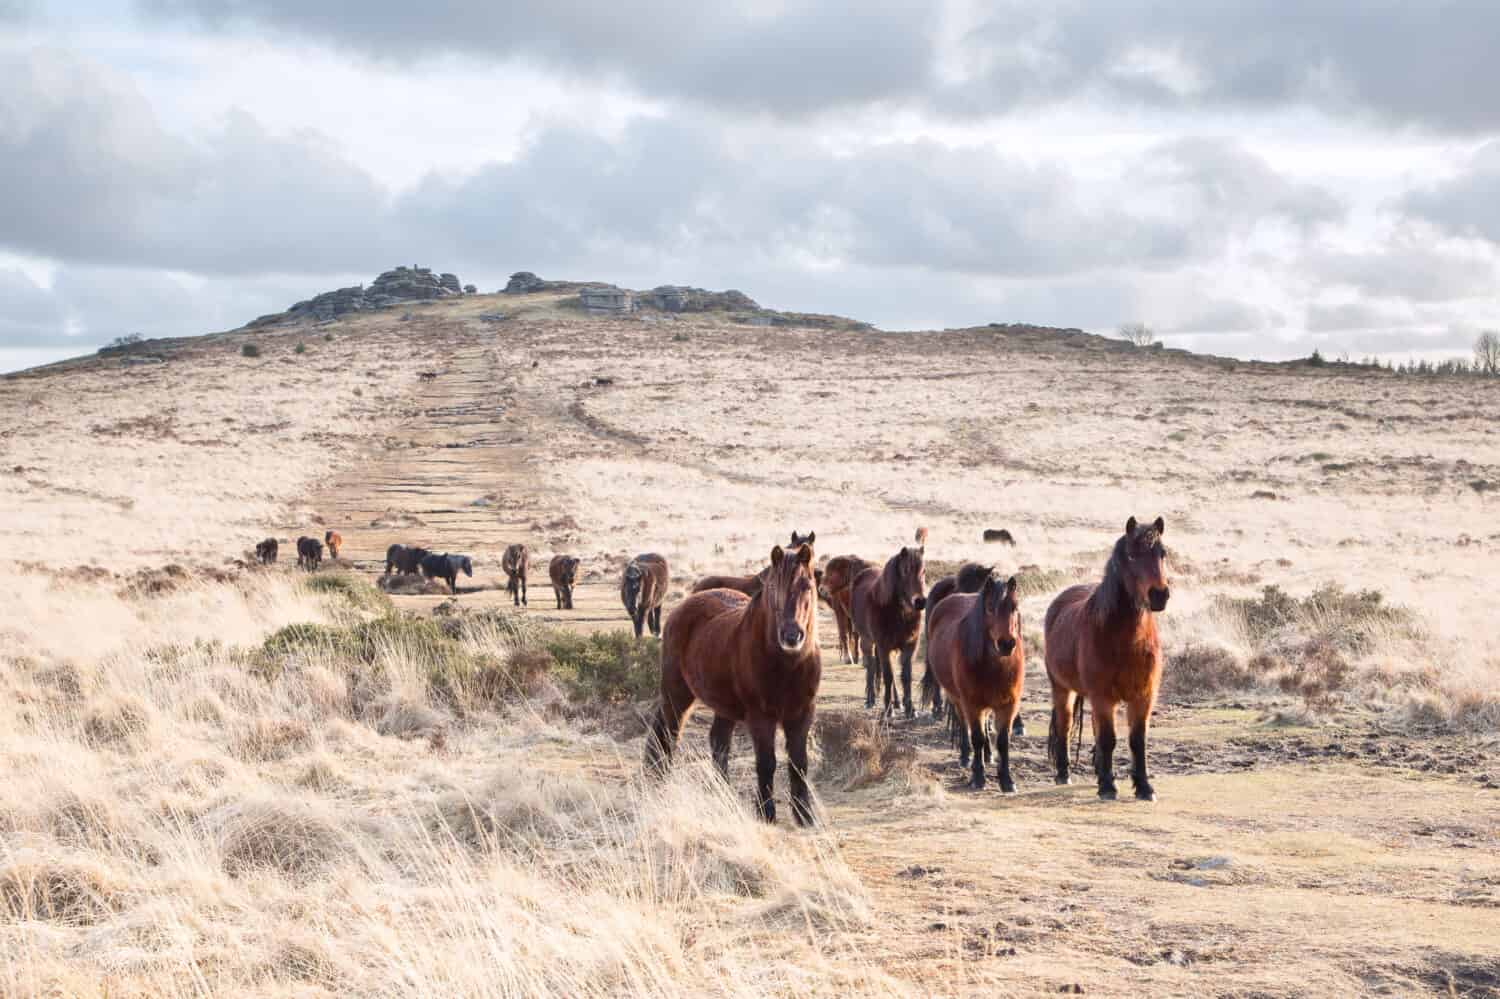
913, 596, 927, 610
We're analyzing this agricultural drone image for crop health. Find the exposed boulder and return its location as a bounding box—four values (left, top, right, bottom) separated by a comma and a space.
440, 273, 462, 294
368, 265, 454, 302
579, 285, 635, 315
504, 271, 548, 294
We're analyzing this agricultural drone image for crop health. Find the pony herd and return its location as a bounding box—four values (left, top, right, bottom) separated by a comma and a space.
248, 513, 1172, 822
646, 516, 1172, 823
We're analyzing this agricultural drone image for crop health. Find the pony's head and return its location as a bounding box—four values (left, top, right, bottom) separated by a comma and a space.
460, 556, 473, 578
559, 557, 579, 584
890, 543, 928, 611
789, 530, 816, 548
1119, 516, 1170, 612
982, 575, 1022, 657
765, 542, 817, 654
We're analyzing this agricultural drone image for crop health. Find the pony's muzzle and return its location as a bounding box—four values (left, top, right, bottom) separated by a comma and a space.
1148, 587, 1170, 612
779, 623, 806, 651
997, 638, 1017, 656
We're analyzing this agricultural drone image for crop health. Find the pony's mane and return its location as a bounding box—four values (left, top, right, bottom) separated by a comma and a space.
959, 592, 989, 666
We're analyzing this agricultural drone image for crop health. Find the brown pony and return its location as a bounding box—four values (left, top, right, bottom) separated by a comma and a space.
1044, 516, 1171, 801
254, 538, 278, 565
851, 529, 928, 717
925, 576, 1024, 791
621, 553, 669, 638
502, 543, 528, 606
645, 542, 821, 825
548, 554, 579, 609
324, 530, 343, 560
819, 555, 871, 664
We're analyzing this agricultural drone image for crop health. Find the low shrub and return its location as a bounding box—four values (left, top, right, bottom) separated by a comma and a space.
302, 573, 393, 617
542, 630, 660, 704
240, 343, 261, 358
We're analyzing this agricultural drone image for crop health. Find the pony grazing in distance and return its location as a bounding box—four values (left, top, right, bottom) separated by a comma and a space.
645, 541, 821, 825
925, 575, 1025, 791
818, 554, 870, 664
1044, 516, 1171, 801
851, 528, 928, 718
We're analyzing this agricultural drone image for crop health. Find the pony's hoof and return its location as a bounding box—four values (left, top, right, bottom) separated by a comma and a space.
966, 777, 986, 791
903, 707, 916, 721
1135, 786, 1157, 802
1011, 718, 1026, 737
1098, 787, 1118, 801
1000, 782, 1016, 795
1054, 774, 1071, 786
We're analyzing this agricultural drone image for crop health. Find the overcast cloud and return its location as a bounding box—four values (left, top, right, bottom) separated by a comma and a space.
4, 1, 1500, 370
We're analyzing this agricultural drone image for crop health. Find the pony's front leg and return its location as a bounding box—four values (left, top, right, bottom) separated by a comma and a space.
1126, 695, 1156, 801
862, 643, 877, 709
1090, 696, 1119, 800
709, 715, 736, 781
783, 712, 816, 827
878, 645, 897, 718
996, 703, 1017, 794
898, 644, 916, 719
1047, 686, 1074, 786
747, 717, 778, 823
957, 708, 972, 768
966, 714, 986, 789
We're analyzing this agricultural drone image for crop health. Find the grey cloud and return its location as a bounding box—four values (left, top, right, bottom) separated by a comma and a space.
399, 118, 1337, 283
145, 0, 1500, 130
143, 0, 934, 116
1305, 302, 1410, 333
1303, 235, 1498, 303
0, 48, 396, 275
1164, 299, 1281, 335
1402, 142, 1500, 244
0, 268, 67, 347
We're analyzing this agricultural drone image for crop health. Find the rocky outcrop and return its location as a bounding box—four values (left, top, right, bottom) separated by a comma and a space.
504, 271, 559, 294
250, 265, 465, 326
649, 286, 759, 312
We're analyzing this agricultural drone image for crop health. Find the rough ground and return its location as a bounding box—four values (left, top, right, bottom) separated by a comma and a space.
5, 290, 1498, 996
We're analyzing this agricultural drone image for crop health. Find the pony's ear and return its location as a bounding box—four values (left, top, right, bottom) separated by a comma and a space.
771, 545, 785, 567
981, 575, 996, 596
1126, 515, 1138, 535
1153, 516, 1165, 535
797, 544, 813, 565
1005, 575, 1019, 597
805, 531, 815, 546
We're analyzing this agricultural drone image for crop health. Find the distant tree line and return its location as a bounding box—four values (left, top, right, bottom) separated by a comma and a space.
1306, 331, 1500, 378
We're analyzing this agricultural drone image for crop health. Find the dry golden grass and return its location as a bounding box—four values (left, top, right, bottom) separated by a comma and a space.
3, 295, 1499, 995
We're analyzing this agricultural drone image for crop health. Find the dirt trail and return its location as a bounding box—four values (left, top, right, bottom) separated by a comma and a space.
291, 314, 1500, 997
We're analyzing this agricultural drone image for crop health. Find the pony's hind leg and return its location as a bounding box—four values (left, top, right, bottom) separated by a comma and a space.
1090, 696, 1119, 800
649, 606, 662, 637
709, 715, 736, 781
747, 717, 778, 823
784, 712, 816, 827
1048, 686, 1076, 785
862, 643, 877, 709
956, 706, 972, 768
520, 573, 527, 606
1126, 695, 1157, 801
645, 663, 695, 776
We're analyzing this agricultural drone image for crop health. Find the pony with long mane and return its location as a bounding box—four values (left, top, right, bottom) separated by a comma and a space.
851, 528, 928, 718
502, 543, 528, 606
925, 575, 1024, 791
1044, 516, 1171, 800
645, 541, 821, 825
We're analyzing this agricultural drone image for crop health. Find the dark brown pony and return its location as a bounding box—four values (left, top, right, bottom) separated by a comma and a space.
1044, 516, 1171, 801
851, 529, 928, 717
295, 536, 323, 570
819, 555, 870, 664
255, 538, 278, 565
621, 553, 669, 638
384, 544, 429, 575
925, 576, 1024, 791
502, 543, 528, 606
548, 554, 579, 609
324, 530, 343, 560
645, 542, 821, 825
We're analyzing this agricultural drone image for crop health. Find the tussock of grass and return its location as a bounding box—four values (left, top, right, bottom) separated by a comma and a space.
813, 710, 916, 790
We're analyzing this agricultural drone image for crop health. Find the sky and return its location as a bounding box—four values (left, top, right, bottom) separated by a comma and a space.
4, 1, 1500, 371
